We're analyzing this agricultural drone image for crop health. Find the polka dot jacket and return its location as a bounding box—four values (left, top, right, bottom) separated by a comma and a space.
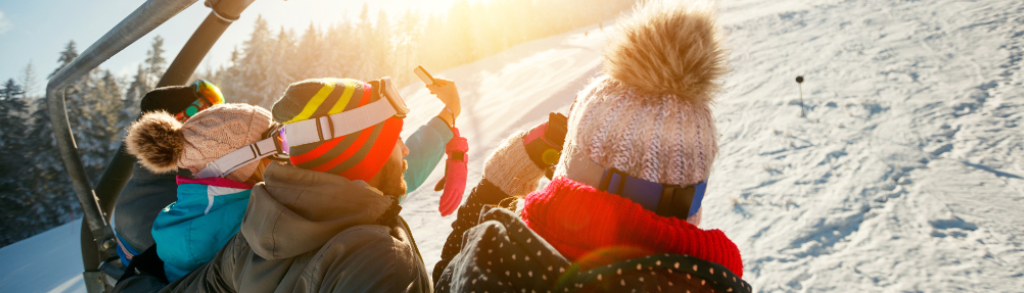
433, 180, 752, 293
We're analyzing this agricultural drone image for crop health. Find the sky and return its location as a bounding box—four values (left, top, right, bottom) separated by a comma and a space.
0, 0, 458, 96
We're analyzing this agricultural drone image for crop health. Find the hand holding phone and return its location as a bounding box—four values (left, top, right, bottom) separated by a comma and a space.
418, 65, 462, 123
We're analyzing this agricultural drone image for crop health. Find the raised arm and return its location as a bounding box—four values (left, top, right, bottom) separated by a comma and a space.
402, 117, 454, 195
400, 77, 463, 199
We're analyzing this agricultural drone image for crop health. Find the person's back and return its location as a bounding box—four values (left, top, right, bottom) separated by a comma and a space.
164, 162, 429, 292
124, 103, 275, 282
113, 81, 227, 267
432, 1, 752, 292
151, 177, 253, 282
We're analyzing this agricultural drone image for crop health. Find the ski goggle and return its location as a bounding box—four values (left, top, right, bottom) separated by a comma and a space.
195, 77, 408, 178
175, 79, 225, 122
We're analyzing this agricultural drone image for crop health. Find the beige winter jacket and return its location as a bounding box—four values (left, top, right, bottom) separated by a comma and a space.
159, 162, 432, 293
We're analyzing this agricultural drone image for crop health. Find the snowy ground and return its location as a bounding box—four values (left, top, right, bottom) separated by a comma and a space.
2, 0, 1021, 292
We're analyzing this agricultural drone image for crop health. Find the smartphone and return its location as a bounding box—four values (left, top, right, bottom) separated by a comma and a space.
414, 65, 438, 86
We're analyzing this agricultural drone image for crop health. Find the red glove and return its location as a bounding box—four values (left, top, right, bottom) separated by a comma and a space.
435, 127, 469, 216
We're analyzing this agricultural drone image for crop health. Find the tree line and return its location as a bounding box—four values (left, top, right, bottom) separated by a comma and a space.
0, 37, 166, 246
0, 0, 635, 247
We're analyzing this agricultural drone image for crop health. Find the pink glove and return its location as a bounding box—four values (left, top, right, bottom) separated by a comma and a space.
435, 127, 469, 216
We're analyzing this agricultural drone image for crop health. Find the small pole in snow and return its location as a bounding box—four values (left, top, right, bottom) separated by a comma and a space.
796, 75, 805, 117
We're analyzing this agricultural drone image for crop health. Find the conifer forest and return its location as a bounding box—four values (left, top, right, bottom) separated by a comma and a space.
0, 0, 635, 247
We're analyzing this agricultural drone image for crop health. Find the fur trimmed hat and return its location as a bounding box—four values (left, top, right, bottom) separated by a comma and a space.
125, 103, 274, 182
555, 0, 726, 189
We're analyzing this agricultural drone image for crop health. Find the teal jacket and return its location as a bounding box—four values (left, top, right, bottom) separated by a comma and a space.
153, 176, 254, 282
150, 117, 452, 281
401, 117, 454, 202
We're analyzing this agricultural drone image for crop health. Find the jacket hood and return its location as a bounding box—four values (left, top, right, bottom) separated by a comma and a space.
241, 162, 395, 260
436, 205, 752, 293
521, 177, 744, 277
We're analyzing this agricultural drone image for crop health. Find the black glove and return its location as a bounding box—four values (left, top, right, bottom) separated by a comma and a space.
139, 85, 197, 115
522, 112, 568, 179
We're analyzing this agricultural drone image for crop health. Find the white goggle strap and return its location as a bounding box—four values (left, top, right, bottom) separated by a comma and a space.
283, 97, 397, 148
195, 137, 279, 179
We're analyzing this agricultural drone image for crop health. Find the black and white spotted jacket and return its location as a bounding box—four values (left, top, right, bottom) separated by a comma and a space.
432, 180, 752, 293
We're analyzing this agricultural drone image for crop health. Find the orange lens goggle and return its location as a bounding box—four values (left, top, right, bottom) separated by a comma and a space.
175, 79, 225, 121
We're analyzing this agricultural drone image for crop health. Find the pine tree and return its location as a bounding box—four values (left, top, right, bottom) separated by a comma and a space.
324, 21, 361, 80
235, 15, 274, 107
0, 78, 28, 189
60, 71, 103, 180
395, 9, 422, 85
21, 40, 85, 239
145, 35, 167, 81
49, 41, 79, 78
353, 3, 375, 79
19, 62, 39, 98
0, 78, 34, 246
373, 9, 395, 80
450, 0, 477, 65
118, 65, 147, 137
119, 36, 167, 137
264, 26, 295, 105
30, 40, 81, 198
89, 70, 123, 164
297, 23, 326, 79
203, 46, 243, 102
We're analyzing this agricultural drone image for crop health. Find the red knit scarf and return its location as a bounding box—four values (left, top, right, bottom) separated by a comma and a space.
520, 178, 744, 277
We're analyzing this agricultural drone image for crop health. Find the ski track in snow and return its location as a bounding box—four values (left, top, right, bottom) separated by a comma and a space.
2, 0, 1022, 292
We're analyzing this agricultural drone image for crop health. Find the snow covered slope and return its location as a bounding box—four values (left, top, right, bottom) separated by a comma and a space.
709, 0, 1024, 291
0, 219, 86, 292
2, 0, 1021, 292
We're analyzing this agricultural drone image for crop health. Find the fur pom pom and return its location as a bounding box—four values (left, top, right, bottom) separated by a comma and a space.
603, 0, 726, 104
126, 111, 184, 173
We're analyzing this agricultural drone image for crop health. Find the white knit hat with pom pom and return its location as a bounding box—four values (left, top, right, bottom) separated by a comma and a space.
555, 0, 727, 188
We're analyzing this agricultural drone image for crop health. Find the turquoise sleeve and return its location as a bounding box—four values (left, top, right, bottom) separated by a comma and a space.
401, 117, 454, 202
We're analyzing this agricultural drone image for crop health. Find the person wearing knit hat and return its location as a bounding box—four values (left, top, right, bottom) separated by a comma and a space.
143, 76, 462, 292
110, 80, 225, 269
271, 77, 459, 196
124, 103, 275, 282
433, 1, 751, 292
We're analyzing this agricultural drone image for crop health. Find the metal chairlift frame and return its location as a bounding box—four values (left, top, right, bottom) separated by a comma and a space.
45, 0, 254, 291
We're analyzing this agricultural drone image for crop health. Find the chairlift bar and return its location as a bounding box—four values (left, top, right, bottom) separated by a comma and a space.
46, 0, 200, 259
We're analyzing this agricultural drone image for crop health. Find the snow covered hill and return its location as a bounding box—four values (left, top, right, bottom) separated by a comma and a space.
2, 0, 1021, 292
709, 0, 1023, 291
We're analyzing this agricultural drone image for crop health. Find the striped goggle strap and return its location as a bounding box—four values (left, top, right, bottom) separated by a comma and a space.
195, 137, 279, 179
282, 97, 397, 148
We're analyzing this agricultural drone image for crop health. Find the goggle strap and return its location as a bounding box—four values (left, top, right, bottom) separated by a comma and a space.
195, 137, 279, 179
565, 149, 706, 220
380, 77, 410, 118
284, 97, 397, 148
